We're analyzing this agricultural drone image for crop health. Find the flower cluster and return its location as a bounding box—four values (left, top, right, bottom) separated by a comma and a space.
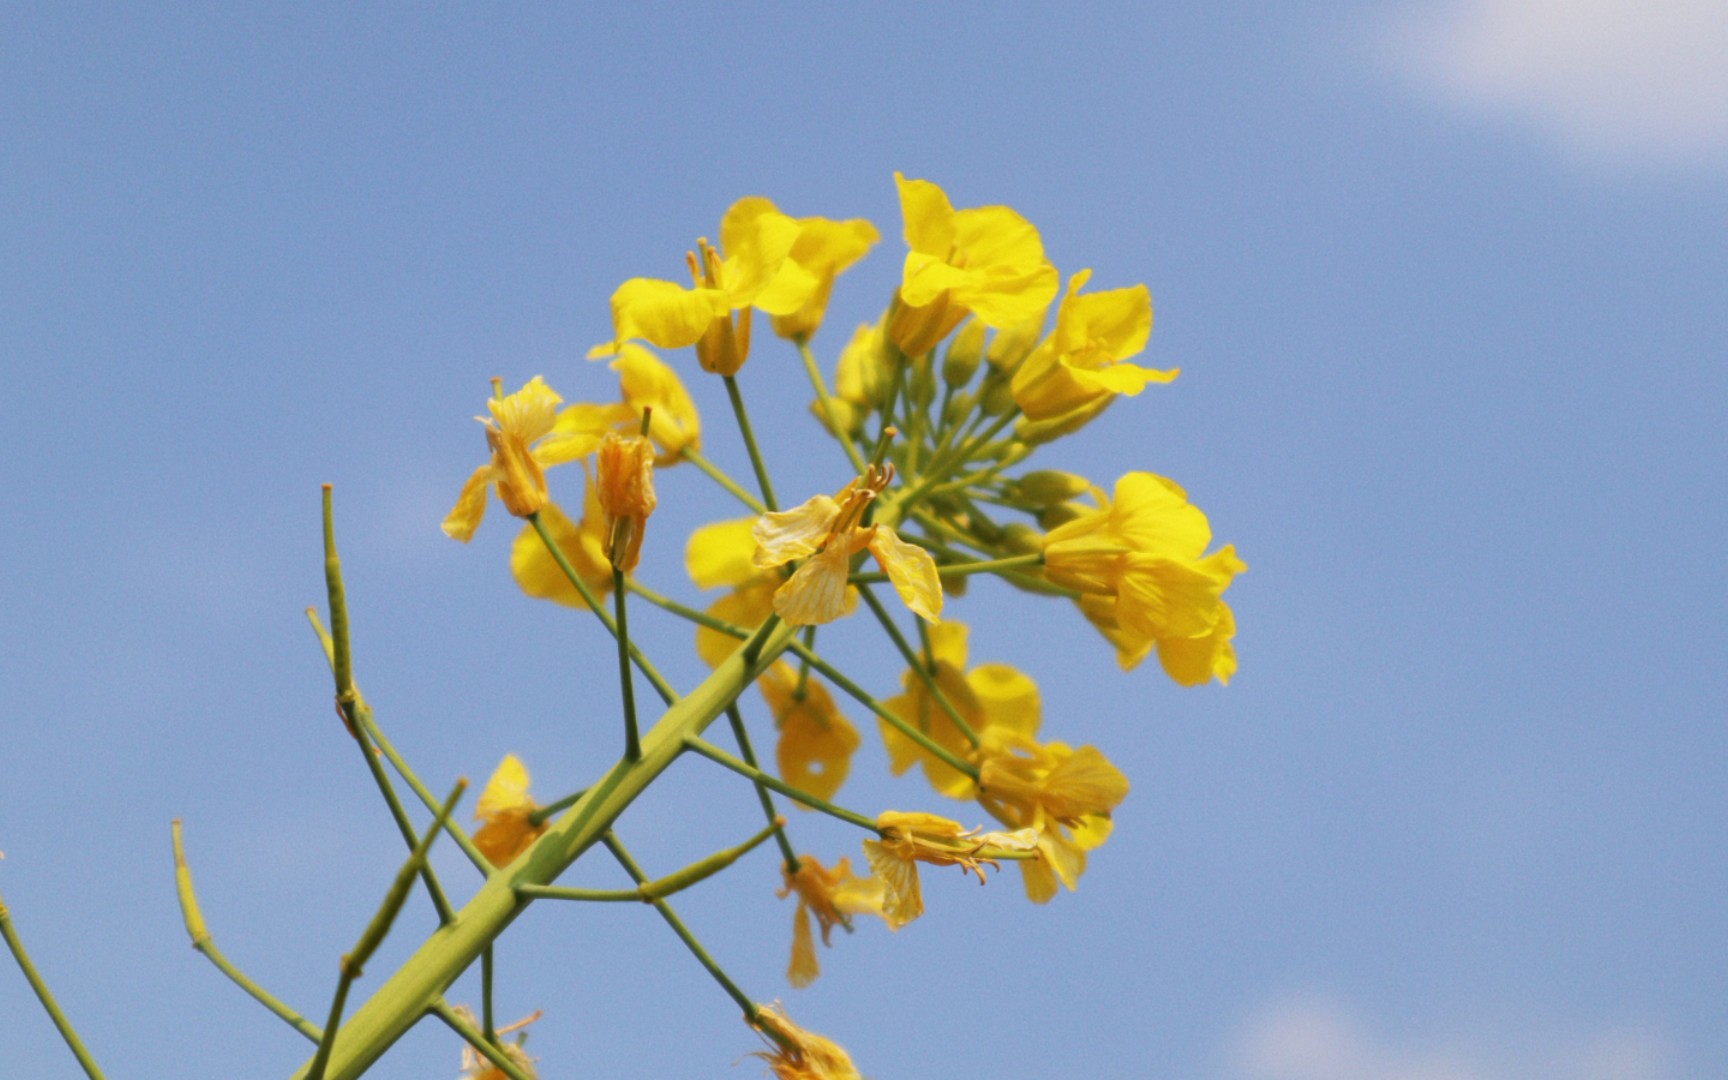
429, 172, 1242, 1077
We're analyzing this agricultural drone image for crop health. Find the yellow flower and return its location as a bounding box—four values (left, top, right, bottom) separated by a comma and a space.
778, 855, 887, 987
455, 1006, 540, 1080
608, 198, 818, 376
976, 734, 1129, 903
510, 479, 612, 609
758, 663, 859, 805
443, 377, 598, 541
578, 342, 702, 465
752, 1003, 863, 1080
595, 432, 656, 573
1009, 269, 1176, 422
887, 172, 1059, 357
877, 621, 1040, 799
861, 811, 1038, 928
771, 210, 880, 341
753, 465, 941, 627
1043, 472, 1244, 681
472, 754, 547, 869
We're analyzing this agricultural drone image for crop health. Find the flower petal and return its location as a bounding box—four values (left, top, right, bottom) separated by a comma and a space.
752, 494, 840, 568
442, 464, 496, 542
867, 527, 943, 622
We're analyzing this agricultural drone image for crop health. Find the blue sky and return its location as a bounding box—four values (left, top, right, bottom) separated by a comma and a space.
3, 4, 1724, 1078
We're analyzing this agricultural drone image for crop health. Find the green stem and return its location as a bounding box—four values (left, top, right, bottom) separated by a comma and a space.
527, 788, 587, 827
855, 584, 979, 747
797, 337, 868, 473
723, 373, 778, 512
309, 607, 491, 874
613, 567, 642, 761
727, 705, 800, 874
0, 892, 108, 1079
601, 833, 761, 1025
683, 737, 880, 832
307, 781, 464, 1080
321, 491, 457, 917
785, 640, 981, 781
522, 817, 782, 904
682, 447, 767, 515
480, 947, 496, 1045
527, 512, 678, 706
427, 1001, 534, 1080
290, 616, 801, 1080
850, 552, 1045, 586
173, 821, 322, 1043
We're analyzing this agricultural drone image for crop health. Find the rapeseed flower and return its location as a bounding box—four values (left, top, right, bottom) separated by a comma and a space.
510, 478, 612, 609
608, 198, 818, 376
753, 465, 941, 626
862, 811, 1037, 928
443, 377, 598, 541
887, 172, 1059, 357
1042, 472, 1244, 683
778, 855, 887, 987
877, 621, 1040, 798
758, 663, 859, 805
595, 432, 656, 573
771, 210, 880, 341
1009, 269, 1175, 422
472, 754, 546, 869
976, 734, 1129, 903
752, 1004, 862, 1080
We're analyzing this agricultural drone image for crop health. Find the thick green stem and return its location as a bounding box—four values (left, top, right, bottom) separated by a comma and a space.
173, 821, 322, 1042
289, 616, 798, 1080
306, 781, 463, 1080
723, 373, 778, 512
0, 892, 107, 1079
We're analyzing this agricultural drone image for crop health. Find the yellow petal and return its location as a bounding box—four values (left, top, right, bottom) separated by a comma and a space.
696, 582, 778, 667
788, 902, 819, 988
773, 543, 853, 626
867, 526, 943, 622
861, 840, 922, 929
752, 494, 841, 569
510, 499, 611, 609
611, 344, 700, 461
895, 172, 956, 256
686, 517, 765, 589
442, 464, 496, 542
1117, 554, 1229, 640
1157, 602, 1239, 687
968, 662, 1042, 741
611, 277, 727, 349
762, 669, 860, 804
475, 753, 534, 820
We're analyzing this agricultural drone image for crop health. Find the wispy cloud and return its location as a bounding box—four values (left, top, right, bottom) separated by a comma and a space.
1225, 993, 1674, 1080
1369, 0, 1728, 170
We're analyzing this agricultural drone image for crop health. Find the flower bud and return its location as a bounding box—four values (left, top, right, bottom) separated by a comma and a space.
1009, 470, 1091, 508
596, 432, 657, 572
942, 318, 986, 388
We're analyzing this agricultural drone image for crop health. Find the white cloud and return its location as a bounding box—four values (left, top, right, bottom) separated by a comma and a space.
1371, 0, 1728, 168
1225, 993, 1674, 1080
